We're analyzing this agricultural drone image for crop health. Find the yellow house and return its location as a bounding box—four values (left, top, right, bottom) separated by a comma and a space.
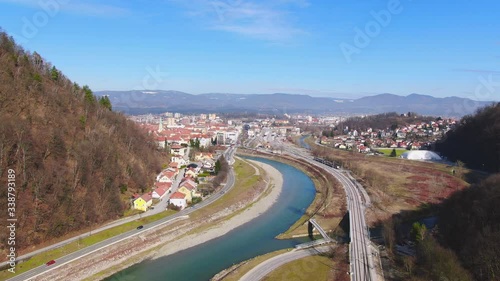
185, 169, 197, 178
177, 186, 193, 202
194, 152, 213, 162
133, 193, 153, 211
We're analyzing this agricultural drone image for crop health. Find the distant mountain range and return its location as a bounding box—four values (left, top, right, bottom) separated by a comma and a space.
96, 90, 494, 117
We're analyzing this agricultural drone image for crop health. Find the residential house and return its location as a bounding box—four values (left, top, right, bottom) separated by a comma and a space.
171, 155, 187, 167
185, 167, 198, 178
194, 152, 214, 162
157, 169, 177, 182
168, 167, 179, 177
320, 136, 332, 145
202, 160, 214, 169
157, 174, 173, 183
169, 192, 187, 209
155, 182, 172, 193
133, 193, 153, 212
396, 131, 407, 139
152, 187, 167, 200
177, 185, 193, 202
156, 137, 167, 149
178, 178, 200, 202
170, 144, 186, 156
199, 135, 212, 148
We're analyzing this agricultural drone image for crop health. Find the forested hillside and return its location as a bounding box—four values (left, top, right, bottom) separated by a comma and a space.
339, 112, 435, 132
0, 31, 164, 253
436, 103, 500, 172
439, 174, 500, 281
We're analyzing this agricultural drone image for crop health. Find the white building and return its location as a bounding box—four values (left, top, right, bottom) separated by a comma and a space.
169, 192, 187, 209
225, 131, 239, 143
199, 136, 212, 148
152, 188, 167, 200
401, 150, 442, 161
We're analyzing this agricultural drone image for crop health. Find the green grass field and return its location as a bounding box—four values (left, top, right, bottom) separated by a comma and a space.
262, 255, 333, 281
375, 148, 407, 157
218, 249, 290, 281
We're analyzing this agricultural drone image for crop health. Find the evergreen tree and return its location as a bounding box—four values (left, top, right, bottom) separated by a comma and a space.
50, 66, 59, 81
98, 96, 112, 111
215, 159, 221, 174
82, 85, 96, 104
411, 222, 427, 243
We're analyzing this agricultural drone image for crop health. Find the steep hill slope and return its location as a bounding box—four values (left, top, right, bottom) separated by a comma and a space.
339, 112, 436, 132
0, 32, 164, 253
436, 103, 500, 172
439, 173, 500, 281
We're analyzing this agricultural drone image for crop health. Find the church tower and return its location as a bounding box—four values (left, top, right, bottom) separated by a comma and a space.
159, 117, 164, 132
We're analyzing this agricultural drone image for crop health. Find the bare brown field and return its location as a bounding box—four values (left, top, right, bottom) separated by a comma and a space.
306, 138, 472, 225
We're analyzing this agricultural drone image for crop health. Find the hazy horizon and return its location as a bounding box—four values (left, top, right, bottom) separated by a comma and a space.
95, 89, 498, 102
1, 0, 499, 100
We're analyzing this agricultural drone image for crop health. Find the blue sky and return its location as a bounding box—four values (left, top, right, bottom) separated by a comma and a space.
0, 0, 499, 99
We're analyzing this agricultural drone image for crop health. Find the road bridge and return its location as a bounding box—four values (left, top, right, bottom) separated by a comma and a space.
309, 218, 332, 241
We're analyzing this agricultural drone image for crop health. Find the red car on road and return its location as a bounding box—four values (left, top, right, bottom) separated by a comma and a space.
46, 260, 56, 266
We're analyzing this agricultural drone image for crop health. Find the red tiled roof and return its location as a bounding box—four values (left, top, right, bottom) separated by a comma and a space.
170, 192, 186, 199
155, 182, 172, 189
154, 188, 167, 196
161, 170, 176, 179
141, 193, 152, 202
180, 181, 195, 190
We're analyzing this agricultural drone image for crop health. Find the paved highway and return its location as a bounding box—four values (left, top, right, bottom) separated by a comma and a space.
265, 142, 377, 281
1, 146, 193, 270
7, 148, 237, 281
240, 246, 331, 281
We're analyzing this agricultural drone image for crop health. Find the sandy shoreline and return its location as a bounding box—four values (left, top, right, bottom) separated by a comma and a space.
151, 159, 283, 259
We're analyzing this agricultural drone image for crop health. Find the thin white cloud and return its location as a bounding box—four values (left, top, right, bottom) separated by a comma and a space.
0, 0, 130, 17
453, 68, 500, 74
171, 0, 309, 42
274, 0, 310, 8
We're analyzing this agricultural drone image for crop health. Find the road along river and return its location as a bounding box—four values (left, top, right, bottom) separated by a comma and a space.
104, 157, 316, 281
